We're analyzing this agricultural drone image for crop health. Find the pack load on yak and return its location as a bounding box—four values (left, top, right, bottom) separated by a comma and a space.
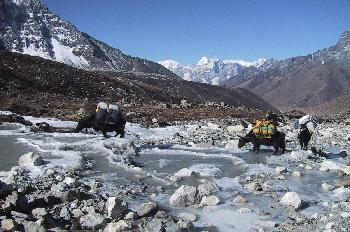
252, 119, 277, 138
298, 114, 317, 133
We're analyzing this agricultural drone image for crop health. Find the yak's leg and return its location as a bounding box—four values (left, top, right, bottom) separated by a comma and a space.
102, 128, 108, 138
281, 140, 286, 154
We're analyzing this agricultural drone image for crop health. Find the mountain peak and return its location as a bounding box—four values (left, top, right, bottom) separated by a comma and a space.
337, 30, 350, 48
197, 56, 218, 66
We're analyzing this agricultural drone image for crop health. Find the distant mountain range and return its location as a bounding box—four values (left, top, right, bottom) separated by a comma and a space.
224, 30, 350, 115
159, 57, 274, 85
0, 0, 177, 78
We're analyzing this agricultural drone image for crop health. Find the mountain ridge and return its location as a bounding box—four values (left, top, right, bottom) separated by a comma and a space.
0, 0, 178, 78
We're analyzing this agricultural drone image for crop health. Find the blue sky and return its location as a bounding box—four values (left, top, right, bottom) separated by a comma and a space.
42, 0, 350, 64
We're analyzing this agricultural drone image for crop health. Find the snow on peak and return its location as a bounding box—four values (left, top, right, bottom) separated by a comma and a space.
158, 56, 271, 85
197, 56, 218, 66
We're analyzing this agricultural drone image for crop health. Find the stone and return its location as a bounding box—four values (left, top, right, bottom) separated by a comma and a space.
18, 152, 43, 167
325, 222, 334, 230
236, 208, 253, 213
104, 220, 130, 232
137, 202, 158, 217
1, 219, 18, 231
207, 122, 220, 129
32, 208, 47, 219
319, 160, 350, 175
322, 183, 335, 191
200, 195, 220, 206
106, 197, 128, 219
170, 185, 197, 207
197, 181, 219, 197
340, 212, 350, 218
22, 221, 45, 232
290, 150, 309, 161
280, 192, 302, 209
292, 171, 302, 177
11, 211, 28, 218
226, 125, 244, 133
124, 212, 136, 220
72, 208, 83, 218
80, 212, 107, 230
60, 206, 71, 220
178, 212, 197, 222
63, 177, 76, 187
276, 167, 287, 174
155, 211, 167, 218
254, 220, 277, 228
174, 168, 195, 177
245, 182, 263, 192
232, 195, 247, 204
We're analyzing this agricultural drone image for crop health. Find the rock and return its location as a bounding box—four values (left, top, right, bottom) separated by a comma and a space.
325, 222, 334, 230
143, 218, 181, 232
155, 211, 167, 218
276, 166, 287, 174
63, 177, 76, 187
60, 206, 71, 220
18, 152, 43, 167
280, 192, 302, 209
290, 150, 309, 161
178, 212, 197, 222
80, 212, 107, 230
200, 195, 220, 206
197, 181, 219, 197
340, 212, 350, 218
32, 208, 47, 219
72, 208, 83, 218
124, 212, 136, 220
236, 208, 253, 213
254, 220, 277, 228
11, 211, 28, 218
207, 122, 220, 129
226, 125, 244, 133
2, 192, 18, 212
292, 171, 302, 177
174, 168, 194, 178
170, 185, 197, 207
104, 220, 130, 232
22, 221, 45, 232
1, 219, 18, 231
137, 202, 158, 217
106, 197, 128, 219
245, 182, 263, 192
319, 160, 350, 175
232, 195, 247, 203
322, 183, 335, 191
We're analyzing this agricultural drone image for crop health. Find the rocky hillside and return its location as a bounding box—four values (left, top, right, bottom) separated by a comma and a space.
0, 50, 276, 117
0, 0, 177, 78
159, 57, 274, 85
224, 30, 350, 115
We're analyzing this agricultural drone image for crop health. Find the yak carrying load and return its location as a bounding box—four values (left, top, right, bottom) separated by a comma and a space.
252, 119, 277, 138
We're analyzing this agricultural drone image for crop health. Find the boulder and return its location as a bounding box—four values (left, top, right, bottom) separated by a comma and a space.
207, 122, 220, 129
319, 160, 350, 175
232, 195, 247, 204
1, 219, 18, 231
200, 195, 220, 206
18, 152, 43, 167
226, 125, 244, 133
124, 212, 136, 220
137, 202, 158, 217
60, 206, 71, 220
80, 212, 107, 230
104, 220, 130, 232
170, 185, 197, 207
32, 208, 47, 219
275, 167, 287, 174
322, 183, 334, 191
155, 211, 167, 218
197, 181, 219, 197
63, 177, 76, 187
290, 150, 310, 161
22, 221, 45, 232
178, 212, 197, 222
280, 192, 302, 209
292, 171, 302, 177
106, 197, 128, 219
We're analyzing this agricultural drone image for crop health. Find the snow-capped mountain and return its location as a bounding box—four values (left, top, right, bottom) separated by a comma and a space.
0, 0, 177, 77
158, 57, 274, 85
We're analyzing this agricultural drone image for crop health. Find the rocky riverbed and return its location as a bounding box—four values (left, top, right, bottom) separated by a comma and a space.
0, 111, 350, 231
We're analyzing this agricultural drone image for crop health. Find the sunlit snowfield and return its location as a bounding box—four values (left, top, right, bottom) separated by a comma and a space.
1, 111, 350, 231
